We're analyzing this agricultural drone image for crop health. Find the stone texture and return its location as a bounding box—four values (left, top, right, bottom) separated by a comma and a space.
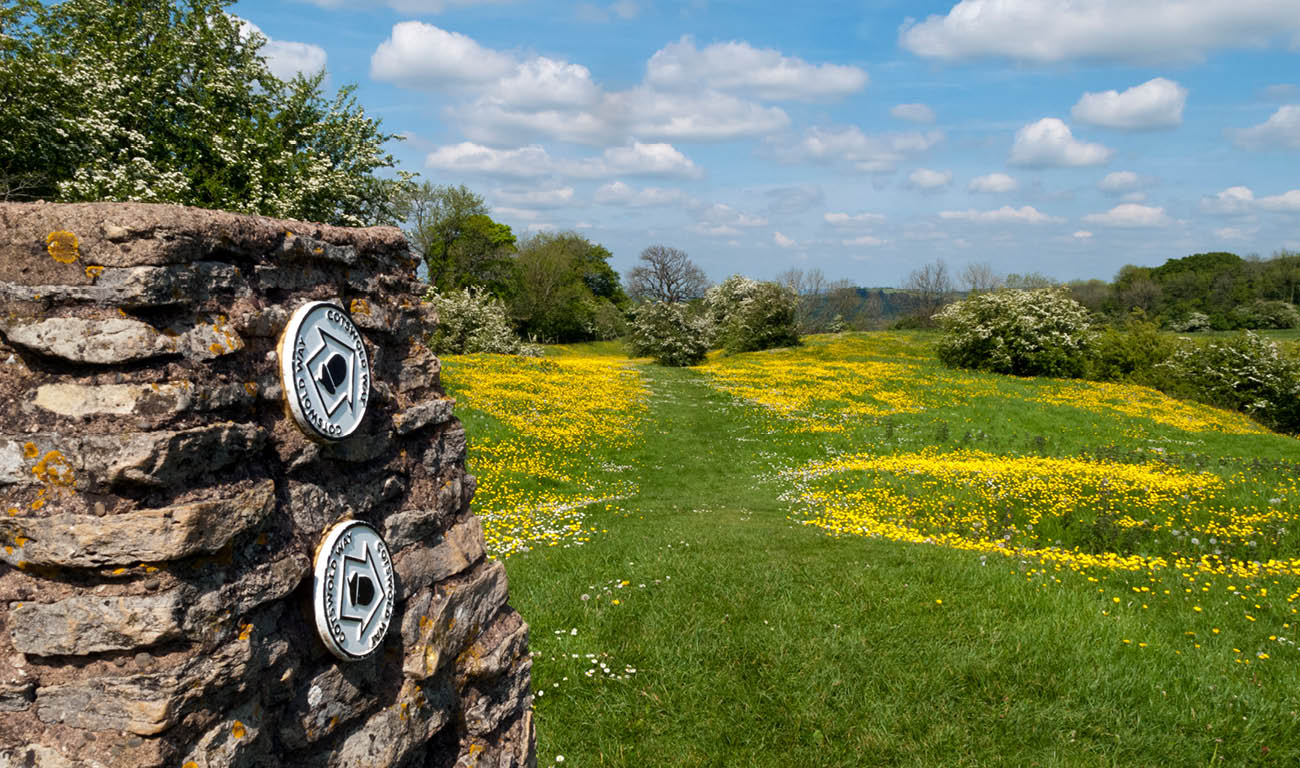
0, 478, 274, 567
0, 202, 531, 768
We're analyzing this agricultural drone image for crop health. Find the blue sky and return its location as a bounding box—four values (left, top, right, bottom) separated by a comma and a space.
234, 0, 1300, 287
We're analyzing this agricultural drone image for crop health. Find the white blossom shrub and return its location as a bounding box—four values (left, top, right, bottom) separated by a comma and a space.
1168, 312, 1212, 332
1228, 300, 1300, 330
627, 301, 713, 366
1159, 332, 1300, 433
425, 288, 541, 356
705, 275, 801, 354
933, 289, 1095, 377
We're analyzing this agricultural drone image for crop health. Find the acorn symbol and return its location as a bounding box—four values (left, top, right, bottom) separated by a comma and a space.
317, 354, 348, 395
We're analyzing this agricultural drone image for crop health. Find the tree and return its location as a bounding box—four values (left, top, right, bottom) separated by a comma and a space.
960, 262, 1003, 294
706, 275, 800, 353
0, 0, 409, 225
904, 259, 953, 323
398, 183, 518, 296
626, 245, 710, 303
510, 231, 623, 343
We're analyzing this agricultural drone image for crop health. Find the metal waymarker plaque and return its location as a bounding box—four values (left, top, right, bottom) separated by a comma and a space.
313, 520, 395, 661
279, 301, 371, 441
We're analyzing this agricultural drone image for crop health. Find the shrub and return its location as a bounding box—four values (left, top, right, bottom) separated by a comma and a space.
1228, 300, 1300, 330
1088, 316, 1176, 384
627, 301, 713, 366
705, 275, 800, 354
1167, 312, 1211, 332
583, 298, 628, 341
1158, 331, 1300, 433
933, 289, 1094, 377
424, 288, 541, 356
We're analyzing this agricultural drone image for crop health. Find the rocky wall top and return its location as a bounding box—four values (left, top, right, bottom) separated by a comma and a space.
0, 202, 534, 768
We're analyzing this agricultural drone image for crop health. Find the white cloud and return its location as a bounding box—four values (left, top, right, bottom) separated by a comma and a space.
968, 173, 1017, 193
646, 36, 868, 101
1009, 118, 1112, 167
1214, 226, 1255, 240
492, 206, 540, 221
1073, 230, 1093, 239
899, 0, 1300, 63
370, 22, 514, 88
908, 168, 952, 189
773, 231, 796, 248
492, 186, 575, 208
1234, 105, 1300, 150
1098, 171, 1141, 192
492, 57, 602, 109
1071, 78, 1187, 129
842, 235, 885, 246
774, 126, 943, 173
236, 19, 327, 81
939, 206, 1061, 223
824, 211, 886, 226
1201, 185, 1300, 214
1083, 203, 1172, 228
425, 141, 701, 179
693, 223, 740, 237
694, 202, 768, 229
594, 181, 687, 206
891, 103, 936, 124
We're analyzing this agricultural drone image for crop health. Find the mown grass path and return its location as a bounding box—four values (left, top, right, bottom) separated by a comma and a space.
497, 360, 1300, 768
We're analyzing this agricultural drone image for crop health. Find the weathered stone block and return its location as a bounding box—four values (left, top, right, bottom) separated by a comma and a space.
9, 592, 185, 656
391, 514, 486, 599
402, 559, 508, 681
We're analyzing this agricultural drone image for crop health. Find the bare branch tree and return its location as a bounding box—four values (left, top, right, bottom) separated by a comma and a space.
625, 245, 710, 303
959, 261, 1003, 294
904, 259, 953, 322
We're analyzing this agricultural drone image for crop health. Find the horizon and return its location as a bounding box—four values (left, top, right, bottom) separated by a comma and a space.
234, 0, 1300, 287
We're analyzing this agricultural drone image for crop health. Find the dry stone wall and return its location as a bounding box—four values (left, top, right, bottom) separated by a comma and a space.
0, 203, 534, 768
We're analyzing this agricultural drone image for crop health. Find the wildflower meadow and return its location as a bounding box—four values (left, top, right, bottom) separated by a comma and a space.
443, 332, 1300, 767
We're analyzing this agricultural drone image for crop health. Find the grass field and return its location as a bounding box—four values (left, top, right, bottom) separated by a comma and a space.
440, 332, 1300, 767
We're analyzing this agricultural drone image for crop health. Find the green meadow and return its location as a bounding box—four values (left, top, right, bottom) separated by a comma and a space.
441, 333, 1300, 767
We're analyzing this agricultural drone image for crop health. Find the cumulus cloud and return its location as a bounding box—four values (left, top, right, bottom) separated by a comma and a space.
1083, 203, 1172, 228
1073, 230, 1093, 239
939, 206, 1061, 223
1202, 185, 1300, 213
694, 202, 768, 229
1214, 226, 1255, 240
772, 126, 943, 173
491, 206, 540, 221
842, 235, 885, 246
370, 22, 513, 88
593, 181, 687, 206
1098, 171, 1141, 192
236, 19, 327, 80
908, 168, 952, 189
968, 173, 1017, 193
773, 231, 797, 248
899, 0, 1300, 64
1009, 118, 1112, 167
1234, 105, 1300, 150
492, 186, 575, 208
891, 103, 936, 123
824, 211, 886, 226
646, 36, 867, 101
424, 141, 701, 179
1071, 77, 1187, 129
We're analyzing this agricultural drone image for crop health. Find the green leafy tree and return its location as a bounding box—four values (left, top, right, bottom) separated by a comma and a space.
0, 0, 407, 224
705, 275, 800, 354
400, 183, 518, 295
509, 231, 624, 342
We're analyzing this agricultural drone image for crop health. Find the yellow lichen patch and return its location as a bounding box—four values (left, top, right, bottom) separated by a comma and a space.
350, 298, 371, 316
84, 265, 104, 280
45, 230, 79, 264
22, 442, 38, 459
32, 450, 75, 487
231, 721, 246, 739
6, 507, 17, 517
184, 762, 199, 768
209, 343, 225, 356
237, 623, 253, 641
244, 381, 259, 397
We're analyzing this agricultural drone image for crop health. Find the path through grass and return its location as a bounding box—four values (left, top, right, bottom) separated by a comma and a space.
443, 336, 1300, 767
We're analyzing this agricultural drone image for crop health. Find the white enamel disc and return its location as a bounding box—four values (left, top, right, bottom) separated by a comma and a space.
279, 301, 371, 441
312, 520, 395, 661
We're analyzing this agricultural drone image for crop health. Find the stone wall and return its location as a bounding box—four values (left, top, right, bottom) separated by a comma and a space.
0, 203, 534, 768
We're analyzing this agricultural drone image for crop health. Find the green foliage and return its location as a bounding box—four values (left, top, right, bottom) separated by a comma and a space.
424, 287, 540, 357
705, 275, 801, 354
0, 0, 407, 224
1159, 332, 1300, 433
1087, 314, 1176, 384
627, 301, 712, 366
1228, 299, 1300, 330
934, 289, 1095, 377
400, 183, 519, 296
511, 231, 623, 343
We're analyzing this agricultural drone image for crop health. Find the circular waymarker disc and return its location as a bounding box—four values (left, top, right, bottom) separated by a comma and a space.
312, 520, 395, 661
279, 301, 371, 441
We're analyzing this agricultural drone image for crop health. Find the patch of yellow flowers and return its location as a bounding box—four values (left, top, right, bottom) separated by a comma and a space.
441, 353, 648, 557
